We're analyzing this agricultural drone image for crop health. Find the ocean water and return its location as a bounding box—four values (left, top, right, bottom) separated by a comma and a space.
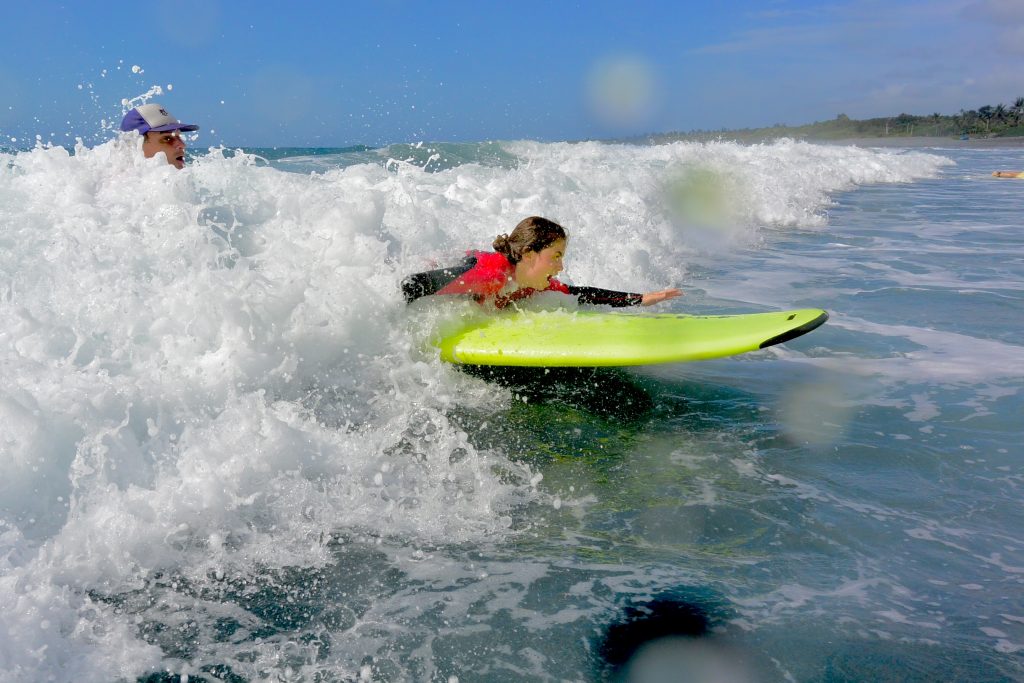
1, 134, 1022, 682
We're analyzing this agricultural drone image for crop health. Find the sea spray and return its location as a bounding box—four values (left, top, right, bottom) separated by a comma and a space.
0, 135, 961, 680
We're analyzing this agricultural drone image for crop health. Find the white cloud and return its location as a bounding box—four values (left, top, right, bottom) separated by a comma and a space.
689, 22, 841, 55
997, 24, 1024, 54
961, 0, 1024, 22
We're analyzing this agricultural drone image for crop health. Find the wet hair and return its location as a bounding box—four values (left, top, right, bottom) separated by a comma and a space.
492, 216, 567, 264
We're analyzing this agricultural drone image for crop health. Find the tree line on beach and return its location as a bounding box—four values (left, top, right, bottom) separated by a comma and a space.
646, 96, 1024, 144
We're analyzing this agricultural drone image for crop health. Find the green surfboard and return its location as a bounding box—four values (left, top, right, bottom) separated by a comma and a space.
437, 308, 828, 367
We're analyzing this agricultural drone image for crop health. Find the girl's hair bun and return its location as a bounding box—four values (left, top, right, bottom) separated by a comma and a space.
492, 234, 511, 254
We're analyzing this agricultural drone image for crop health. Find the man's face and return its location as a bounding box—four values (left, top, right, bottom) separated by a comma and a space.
142, 131, 187, 169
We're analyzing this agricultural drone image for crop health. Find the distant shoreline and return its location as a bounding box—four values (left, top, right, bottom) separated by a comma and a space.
634, 133, 1024, 150
807, 135, 1024, 149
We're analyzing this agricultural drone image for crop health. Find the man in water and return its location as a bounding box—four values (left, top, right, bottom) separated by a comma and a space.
119, 103, 199, 169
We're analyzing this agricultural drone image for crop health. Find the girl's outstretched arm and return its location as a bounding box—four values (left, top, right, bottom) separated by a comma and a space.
563, 285, 683, 307
640, 288, 683, 306
564, 285, 642, 307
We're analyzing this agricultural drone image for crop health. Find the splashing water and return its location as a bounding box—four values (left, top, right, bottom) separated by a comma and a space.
7, 135, 1019, 681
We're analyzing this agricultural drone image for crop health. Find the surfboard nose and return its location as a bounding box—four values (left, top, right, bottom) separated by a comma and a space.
760, 310, 829, 349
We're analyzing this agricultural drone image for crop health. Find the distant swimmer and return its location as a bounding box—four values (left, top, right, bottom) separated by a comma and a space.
992, 171, 1024, 179
120, 103, 199, 169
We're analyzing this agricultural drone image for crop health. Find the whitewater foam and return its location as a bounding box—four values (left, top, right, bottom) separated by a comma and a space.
0, 135, 957, 679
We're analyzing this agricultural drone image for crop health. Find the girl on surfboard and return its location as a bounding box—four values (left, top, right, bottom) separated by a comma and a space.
402, 216, 682, 309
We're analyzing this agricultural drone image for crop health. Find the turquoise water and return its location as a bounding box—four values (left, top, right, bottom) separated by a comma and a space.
1, 138, 1021, 681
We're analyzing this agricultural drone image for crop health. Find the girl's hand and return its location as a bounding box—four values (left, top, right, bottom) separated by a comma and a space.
641, 288, 683, 306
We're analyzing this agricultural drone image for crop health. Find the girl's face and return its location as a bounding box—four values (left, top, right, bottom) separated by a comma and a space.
514, 238, 566, 289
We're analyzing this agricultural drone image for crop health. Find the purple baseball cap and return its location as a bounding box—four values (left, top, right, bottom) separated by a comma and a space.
120, 103, 199, 135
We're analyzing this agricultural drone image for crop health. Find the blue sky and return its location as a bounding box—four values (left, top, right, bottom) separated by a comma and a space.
1, 0, 1022, 147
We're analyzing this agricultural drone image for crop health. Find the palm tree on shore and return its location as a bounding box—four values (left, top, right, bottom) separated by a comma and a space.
995, 104, 1008, 127
978, 105, 994, 132
1014, 97, 1024, 126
